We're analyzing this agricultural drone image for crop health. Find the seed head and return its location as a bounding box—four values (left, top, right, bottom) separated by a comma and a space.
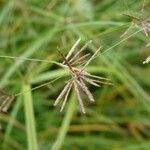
121, 14, 150, 37
54, 38, 111, 113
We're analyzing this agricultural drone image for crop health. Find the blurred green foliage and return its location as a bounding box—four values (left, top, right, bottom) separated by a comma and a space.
0, 0, 150, 150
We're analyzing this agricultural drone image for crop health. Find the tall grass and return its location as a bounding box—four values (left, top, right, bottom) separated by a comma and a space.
0, 0, 150, 150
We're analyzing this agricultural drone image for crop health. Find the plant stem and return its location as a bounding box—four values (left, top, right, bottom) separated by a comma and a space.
51, 91, 76, 150
23, 75, 38, 150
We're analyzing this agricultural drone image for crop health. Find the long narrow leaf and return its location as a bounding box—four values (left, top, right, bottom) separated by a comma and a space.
23, 76, 38, 150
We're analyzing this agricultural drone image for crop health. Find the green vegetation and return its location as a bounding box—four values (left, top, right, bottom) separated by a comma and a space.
0, 0, 150, 150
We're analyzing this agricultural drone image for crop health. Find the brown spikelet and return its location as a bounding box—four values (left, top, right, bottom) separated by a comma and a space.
54, 80, 72, 106
60, 81, 73, 112
76, 79, 95, 102
0, 90, 15, 112
73, 80, 85, 114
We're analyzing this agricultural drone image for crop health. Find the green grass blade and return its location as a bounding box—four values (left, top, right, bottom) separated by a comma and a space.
0, 24, 60, 88
2, 95, 22, 150
23, 76, 38, 150
0, 0, 14, 27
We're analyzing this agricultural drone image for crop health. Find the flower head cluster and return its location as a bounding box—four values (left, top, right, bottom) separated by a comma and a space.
54, 38, 111, 113
121, 14, 150, 37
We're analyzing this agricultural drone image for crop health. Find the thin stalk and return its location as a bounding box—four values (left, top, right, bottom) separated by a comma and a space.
51, 91, 76, 150
0, 55, 65, 68
101, 29, 142, 55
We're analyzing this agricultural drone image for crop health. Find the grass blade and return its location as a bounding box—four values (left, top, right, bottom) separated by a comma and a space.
0, 24, 60, 88
2, 96, 22, 150
23, 76, 38, 150
0, 0, 14, 27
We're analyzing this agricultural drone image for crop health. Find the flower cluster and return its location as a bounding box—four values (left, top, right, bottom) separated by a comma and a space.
121, 14, 150, 37
54, 38, 111, 113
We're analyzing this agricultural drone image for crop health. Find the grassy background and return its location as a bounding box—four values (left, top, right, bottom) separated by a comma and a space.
0, 0, 150, 150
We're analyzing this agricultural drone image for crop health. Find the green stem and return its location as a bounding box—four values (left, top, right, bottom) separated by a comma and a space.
51, 91, 76, 150
23, 76, 38, 150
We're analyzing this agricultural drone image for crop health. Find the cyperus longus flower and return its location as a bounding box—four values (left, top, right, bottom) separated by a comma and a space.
54, 38, 111, 113
121, 14, 150, 37
121, 13, 150, 64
